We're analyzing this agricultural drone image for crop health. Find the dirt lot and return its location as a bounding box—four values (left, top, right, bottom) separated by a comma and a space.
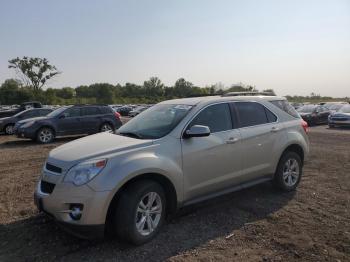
0, 126, 349, 261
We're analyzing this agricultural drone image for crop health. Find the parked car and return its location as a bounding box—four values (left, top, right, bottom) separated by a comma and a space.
14, 105, 122, 143
328, 104, 350, 128
297, 104, 330, 126
0, 108, 53, 135
0, 101, 42, 118
115, 106, 133, 116
128, 106, 148, 117
324, 102, 348, 114
34, 95, 309, 244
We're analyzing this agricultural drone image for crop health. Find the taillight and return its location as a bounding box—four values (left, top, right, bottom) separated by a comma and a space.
115, 112, 121, 119
301, 120, 309, 133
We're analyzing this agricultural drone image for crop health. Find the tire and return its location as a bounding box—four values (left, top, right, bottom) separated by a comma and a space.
273, 151, 303, 191
113, 180, 166, 245
36, 127, 55, 144
100, 122, 114, 133
4, 124, 14, 135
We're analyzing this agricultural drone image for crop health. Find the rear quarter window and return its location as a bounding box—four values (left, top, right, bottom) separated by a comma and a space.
270, 100, 300, 118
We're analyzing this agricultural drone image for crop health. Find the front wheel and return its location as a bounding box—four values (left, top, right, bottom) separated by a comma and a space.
113, 180, 166, 245
273, 151, 302, 191
4, 124, 14, 135
36, 127, 55, 144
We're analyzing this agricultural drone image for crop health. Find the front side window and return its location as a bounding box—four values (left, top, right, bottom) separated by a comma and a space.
189, 103, 232, 133
64, 107, 81, 118
118, 104, 192, 139
235, 102, 270, 128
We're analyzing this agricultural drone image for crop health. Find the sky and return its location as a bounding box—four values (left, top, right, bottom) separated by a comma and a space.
0, 0, 349, 97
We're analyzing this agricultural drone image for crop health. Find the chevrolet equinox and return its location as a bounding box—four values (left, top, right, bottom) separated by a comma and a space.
34, 95, 309, 245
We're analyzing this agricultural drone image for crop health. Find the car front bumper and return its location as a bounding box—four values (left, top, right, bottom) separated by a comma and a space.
34, 179, 112, 239
328, 119, 350, 126
14, 126, 37, 139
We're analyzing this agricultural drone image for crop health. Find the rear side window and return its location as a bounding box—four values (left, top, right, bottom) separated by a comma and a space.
189, 103, 232, 133
100, 106, 113, 114
81, 107, 101, 116
265, 108, 277, 122
270, 100, 300, 118
235, 102, 274, 127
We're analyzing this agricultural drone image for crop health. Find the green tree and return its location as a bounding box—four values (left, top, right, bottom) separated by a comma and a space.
56, 87, 75, 99
8, 57, 60, 91
143, 77, 164, 98
173, 78, 194, 98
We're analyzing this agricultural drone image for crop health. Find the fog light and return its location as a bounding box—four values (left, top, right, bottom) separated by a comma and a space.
69, 204, 83, 220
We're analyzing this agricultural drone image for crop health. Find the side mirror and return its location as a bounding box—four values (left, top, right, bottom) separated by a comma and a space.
184, 125, 210, 138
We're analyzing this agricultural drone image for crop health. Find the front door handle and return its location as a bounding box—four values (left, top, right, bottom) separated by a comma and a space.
271, 126, 280, 132
226, 137, 239, 144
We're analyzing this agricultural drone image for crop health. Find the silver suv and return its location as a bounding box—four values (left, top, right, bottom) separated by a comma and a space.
34, 95, 309, 244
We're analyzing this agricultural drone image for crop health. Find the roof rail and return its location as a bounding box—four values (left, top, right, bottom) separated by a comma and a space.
222, 91, 276, 97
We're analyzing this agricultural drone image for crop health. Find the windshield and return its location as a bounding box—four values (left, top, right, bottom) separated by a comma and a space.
297, 105, 316, 113
117, 104, 193, 139
47, 106, 68, 117
327, 104, 344, 111
339, 105, 350, 113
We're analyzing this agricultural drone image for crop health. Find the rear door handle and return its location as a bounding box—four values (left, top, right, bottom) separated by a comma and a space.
271, 126, 280, 132
226, 137, 239, 144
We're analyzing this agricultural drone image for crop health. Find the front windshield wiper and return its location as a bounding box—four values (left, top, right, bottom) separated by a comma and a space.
118, 132, 143, 139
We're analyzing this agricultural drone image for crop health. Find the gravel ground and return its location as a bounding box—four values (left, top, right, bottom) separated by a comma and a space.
0, 125, 349, 262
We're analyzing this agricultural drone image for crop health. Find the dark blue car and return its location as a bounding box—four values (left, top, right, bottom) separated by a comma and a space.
14, 105, 123, 143
328, 104, 350, 128
0, 108, 52, 135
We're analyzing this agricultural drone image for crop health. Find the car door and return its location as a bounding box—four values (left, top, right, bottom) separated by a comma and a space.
181, 103, 243, 201
320, 106, 330, 123
80, 107, 102, 133
56, 107, 82, 135
234, 101, 286, 182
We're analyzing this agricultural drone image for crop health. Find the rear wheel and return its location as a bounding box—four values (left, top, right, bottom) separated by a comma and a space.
100, 123, 114, 133
113, 180, 166, 245
4, 124, 14, 135
273, 151, 302, 191
37, 127, 54, 144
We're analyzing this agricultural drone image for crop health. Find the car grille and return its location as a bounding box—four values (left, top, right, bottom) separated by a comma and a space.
46, 163, 62, 174
40, 180, 55, 194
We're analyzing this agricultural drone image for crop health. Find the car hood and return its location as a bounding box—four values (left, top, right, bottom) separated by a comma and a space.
17, 116, 48, 124
48, 132, 153, 170
0, 117, 11, 122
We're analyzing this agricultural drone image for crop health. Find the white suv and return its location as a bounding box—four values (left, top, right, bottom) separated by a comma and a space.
34, 95, 309, 245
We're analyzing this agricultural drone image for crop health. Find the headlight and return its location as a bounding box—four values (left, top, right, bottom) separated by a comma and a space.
64, 159, 107, 186
21, 121, 35, 128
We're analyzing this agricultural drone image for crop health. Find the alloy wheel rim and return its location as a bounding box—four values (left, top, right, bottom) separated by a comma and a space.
101, 124, 112, 132
6, 125, 14, 134
135, 192, 162, 236
283, 158, 300, 187
39, 129, 52, 143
